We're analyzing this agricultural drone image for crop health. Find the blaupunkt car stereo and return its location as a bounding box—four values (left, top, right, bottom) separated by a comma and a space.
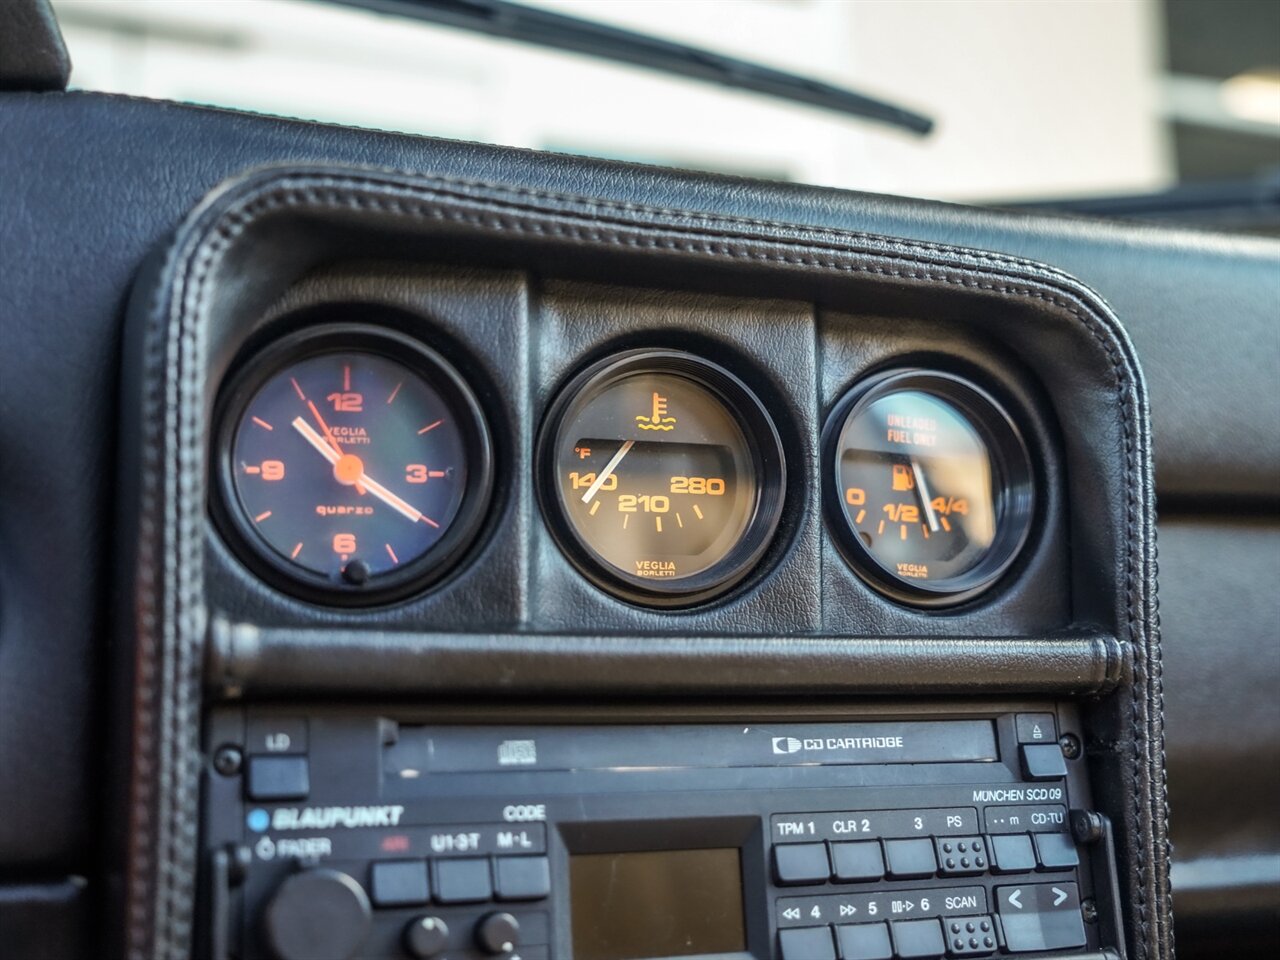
200, 705, 1124, 960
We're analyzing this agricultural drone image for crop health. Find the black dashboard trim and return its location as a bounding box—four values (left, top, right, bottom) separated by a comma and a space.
117, 164, 1166, 960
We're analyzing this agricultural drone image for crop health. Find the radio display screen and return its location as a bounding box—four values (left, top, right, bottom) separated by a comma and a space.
570, 847, 746, 960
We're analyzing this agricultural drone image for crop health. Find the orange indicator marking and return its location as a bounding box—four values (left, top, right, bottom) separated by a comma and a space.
877, 519, 886, 536
251, 416, 273, 431
656, 516, 663, 533
421, 516, 440, 529
922, 524, 930, 539
385, 543, 399, 564
254, 510, 272, 523
676, 513, 684, 528
693, 504, 704, 520
244, 465, 261, 475
900, 524, 908, 540
855, 508, 866, 525
290, 377, 306, 401
589, 500, 601, 516
290, 542, 303, 559
343, 364, 351, 392
428, 470, 446, 478
623, 513, 630, 530
418, 419, 444, 435
387, 381, 403, 405
940, 515, 952, 532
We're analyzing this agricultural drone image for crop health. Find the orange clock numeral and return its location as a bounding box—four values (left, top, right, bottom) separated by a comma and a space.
261, 460, 285, 481
332, 533, 356, 554
326, 392, 363, 412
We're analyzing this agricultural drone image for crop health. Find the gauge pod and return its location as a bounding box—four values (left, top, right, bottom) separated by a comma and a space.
212, 323, 493, 605
824, 370, 1035, 607
538, 349, 786, 607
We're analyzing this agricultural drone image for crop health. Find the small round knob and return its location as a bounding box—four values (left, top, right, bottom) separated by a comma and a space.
263, 868, 371, 960
404, 915, 450, 958
475, 911, 521, 955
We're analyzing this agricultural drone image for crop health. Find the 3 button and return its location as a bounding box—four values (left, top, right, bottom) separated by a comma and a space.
883, 838, 937, 879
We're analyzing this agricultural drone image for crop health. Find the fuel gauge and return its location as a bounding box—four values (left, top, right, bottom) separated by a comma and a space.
825, 370, 1034, 606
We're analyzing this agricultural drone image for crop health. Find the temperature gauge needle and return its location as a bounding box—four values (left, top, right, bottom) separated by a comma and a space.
910, 457, 941, 533
581, 439, 634, 504
291, 417, 428, 525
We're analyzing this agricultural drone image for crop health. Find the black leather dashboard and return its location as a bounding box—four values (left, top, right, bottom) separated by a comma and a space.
0, 90, 1275, 958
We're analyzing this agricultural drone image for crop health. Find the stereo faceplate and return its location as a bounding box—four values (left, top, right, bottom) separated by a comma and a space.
200, 705, 1122, 960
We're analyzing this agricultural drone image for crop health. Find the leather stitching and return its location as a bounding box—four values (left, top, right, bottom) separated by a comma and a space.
129, 171, 1164, 958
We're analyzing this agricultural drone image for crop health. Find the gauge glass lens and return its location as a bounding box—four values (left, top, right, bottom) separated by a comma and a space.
555, 372, 756, 582
836, 389, 996, 583
228, 350, 468, 583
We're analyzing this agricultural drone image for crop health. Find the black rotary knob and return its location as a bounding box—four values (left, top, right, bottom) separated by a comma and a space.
404, 915, 450, 959
263, 868, 371, 960
475, 912, 521, 955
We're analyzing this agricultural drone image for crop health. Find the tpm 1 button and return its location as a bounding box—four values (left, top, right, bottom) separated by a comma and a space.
773, 843, 831, 885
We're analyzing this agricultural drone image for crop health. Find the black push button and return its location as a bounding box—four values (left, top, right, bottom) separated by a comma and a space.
778, 926, 836, 960
1015, 713, 1056, 745
943, 916, 996, 956
1020, 743, 1068, 780
884, 838, 937, 879
830, 840, 885, 882
990, 834, 1037, 873
246, 755, 310, 801
836, 921, 893, 959
433, 858, 492, 904
892, 918, 946, 958
494, 856, 551, 900
1034, 832, 1080, 870
935, 837, 987, 875
370, 860, 429, 907
996, 882, 1086, 952
774, 843, 831, 885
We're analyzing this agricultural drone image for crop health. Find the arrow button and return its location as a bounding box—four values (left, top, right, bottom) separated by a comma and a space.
1052, 886, 1069, 907
1008, 888, 1024, 909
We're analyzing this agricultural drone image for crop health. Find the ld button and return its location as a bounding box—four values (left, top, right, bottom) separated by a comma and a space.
997, 882, 1086, 952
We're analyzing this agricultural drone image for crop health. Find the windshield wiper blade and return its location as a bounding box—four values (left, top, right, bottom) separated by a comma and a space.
331, 0, 933, 136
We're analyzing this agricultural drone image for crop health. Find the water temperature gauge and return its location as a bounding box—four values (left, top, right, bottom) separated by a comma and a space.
539, 350, 785, 606
825, 370, 1034, 606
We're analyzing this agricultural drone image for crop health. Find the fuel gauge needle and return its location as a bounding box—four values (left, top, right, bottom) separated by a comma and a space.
911, 457, 941, 533
581, 439, 634, 503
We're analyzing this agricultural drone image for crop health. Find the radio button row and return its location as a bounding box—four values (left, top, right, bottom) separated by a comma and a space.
774, 843, 832, 885
778, 925, 837, 960
777, 885, 988, 929
934, 837, 986, 876
774, 808, 978, 844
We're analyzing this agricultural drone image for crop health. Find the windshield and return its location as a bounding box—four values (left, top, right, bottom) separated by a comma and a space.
51, 0, 1280, 205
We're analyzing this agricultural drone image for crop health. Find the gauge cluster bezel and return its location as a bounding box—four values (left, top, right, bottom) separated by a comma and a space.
822, 368, 1037, 608
211, 321, 495, 607
535, 349, 788, 608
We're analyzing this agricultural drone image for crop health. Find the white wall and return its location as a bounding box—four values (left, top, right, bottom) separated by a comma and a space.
52, 0, 1173, 202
